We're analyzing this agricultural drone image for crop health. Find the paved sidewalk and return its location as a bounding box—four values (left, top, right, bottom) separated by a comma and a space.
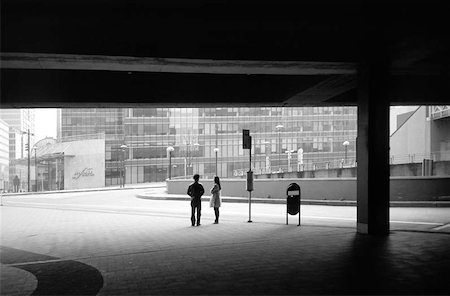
1, 200, 449, 295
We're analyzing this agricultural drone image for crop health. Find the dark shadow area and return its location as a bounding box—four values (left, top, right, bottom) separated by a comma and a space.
327, 233, 450, 295
161, 230, 450, 295
0, 246, 104, 295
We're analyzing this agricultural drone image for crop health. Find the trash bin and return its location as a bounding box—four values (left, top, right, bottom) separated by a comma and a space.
286, 183, 301, 226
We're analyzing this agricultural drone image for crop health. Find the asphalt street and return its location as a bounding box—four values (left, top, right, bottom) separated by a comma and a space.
2, 186, 449, 233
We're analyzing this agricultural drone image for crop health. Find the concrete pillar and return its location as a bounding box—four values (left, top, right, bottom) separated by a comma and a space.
357, 56, 390, 235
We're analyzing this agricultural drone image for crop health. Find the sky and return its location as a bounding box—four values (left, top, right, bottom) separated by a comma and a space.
389, 106, 419, 135
33, 106, 419, 141
35, 109, 57, 141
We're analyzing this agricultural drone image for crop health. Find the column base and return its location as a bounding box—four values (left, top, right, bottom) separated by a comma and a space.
357, 222, 368, 234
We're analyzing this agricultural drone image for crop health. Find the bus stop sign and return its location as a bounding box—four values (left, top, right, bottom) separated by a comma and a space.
286, 183, 301, 226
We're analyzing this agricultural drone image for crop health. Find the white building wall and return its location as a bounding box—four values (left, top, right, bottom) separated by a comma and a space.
64, 139, 105, 189
390, 106, 431, 164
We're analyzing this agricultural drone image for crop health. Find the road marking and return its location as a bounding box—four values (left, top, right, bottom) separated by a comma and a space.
391, 220, 443, 226
432, 223, 450, 231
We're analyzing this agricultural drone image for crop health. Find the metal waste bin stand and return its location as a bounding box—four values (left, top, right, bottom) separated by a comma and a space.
286, 183, 301, 226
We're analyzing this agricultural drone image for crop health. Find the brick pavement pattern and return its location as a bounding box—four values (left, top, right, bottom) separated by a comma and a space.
1, 203, 450, 295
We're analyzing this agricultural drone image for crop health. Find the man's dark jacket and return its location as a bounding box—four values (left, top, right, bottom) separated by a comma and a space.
187, 182, 205, 204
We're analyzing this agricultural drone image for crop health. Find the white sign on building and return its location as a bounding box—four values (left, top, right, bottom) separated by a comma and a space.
63, 139, 105, 190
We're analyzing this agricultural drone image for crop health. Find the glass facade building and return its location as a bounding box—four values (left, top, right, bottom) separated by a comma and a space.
60, 107, 357, 185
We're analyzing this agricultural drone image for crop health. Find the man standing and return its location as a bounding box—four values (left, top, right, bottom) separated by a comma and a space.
187, 174, 205, 226
13, 175, 20, 193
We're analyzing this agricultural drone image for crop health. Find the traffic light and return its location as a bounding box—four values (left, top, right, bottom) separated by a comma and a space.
25, 143, 29, 151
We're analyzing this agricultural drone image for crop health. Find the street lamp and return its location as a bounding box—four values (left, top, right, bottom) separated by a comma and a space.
22, 129, 34, 192
276, 124, 284, 172
343, 140, 350, 166
213, 147, 219, 176
32, 146, 38, 192
166, 146, 175, 179
120, 144, 128, 187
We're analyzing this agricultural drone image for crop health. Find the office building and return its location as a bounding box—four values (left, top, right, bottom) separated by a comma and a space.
0, 119, 9, 191
60, 107, 357, 185
0, 109, 35, 159
0, 109, 35, 189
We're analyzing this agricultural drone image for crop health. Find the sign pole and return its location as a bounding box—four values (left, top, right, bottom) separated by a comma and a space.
243, 130, 253, 223
27, 130, 31, 192
298, 187, 301, 226
248, 136, 252, 222
286, 202, 288, 225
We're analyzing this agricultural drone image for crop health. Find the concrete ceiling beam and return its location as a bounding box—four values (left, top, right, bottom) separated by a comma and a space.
283, 75, 356, 105
0, 52, 356, 76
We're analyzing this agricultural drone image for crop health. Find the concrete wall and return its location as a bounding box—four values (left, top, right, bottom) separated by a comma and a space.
390, 177, 450, 201
389, 163, 423, 176
434, 161, 450, 175
64, 139, 105, 189
167, 176, 450, 201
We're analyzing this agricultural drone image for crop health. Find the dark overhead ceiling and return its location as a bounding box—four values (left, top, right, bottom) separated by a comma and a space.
1, 0, 450, 107
1, 69, 330, 107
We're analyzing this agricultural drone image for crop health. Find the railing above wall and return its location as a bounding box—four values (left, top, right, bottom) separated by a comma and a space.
390, 152, 450, 164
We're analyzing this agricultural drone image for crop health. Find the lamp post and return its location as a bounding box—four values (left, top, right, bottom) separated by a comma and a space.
120, 144, 128, 187
32, 146, 38, 192
343, 140, 350, 165
276, 124, 284, 172
22, 129, 34, 192
166, 146, 174, 179
262, 141, 271, 173
213, 147, 219, 176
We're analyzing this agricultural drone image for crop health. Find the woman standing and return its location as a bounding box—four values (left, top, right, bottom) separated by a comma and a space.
210, 176, 222, 224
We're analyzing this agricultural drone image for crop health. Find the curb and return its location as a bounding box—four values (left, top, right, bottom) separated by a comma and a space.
136, 194, 450, 207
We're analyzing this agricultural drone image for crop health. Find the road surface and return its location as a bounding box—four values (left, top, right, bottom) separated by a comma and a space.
2, 186, 449, 233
